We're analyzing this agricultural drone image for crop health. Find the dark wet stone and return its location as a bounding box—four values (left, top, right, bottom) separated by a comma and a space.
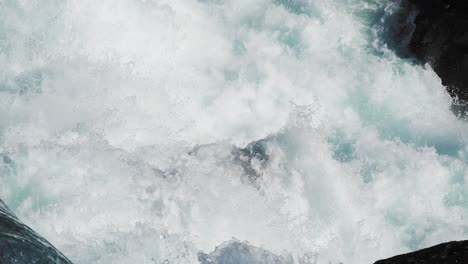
389, 0, 468, 114
198, 240, 294, 264
408, 0, 468, 102
187, 140, 269, 186
374, 240, 468, 264
381, 0, 419, 59
233, 139, 269, 183
0, 200, 72, 264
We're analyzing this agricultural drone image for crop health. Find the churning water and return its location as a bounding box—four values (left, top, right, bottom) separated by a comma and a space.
1, 0, 468, 263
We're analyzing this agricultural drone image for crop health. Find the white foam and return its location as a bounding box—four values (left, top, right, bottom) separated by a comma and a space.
1, 0, 468, 263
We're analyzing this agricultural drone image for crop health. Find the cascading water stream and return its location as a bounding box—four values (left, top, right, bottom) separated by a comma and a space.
1, 0, 468, 263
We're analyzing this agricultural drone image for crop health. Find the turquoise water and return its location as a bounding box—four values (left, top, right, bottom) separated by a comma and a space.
1, 0, 468, 263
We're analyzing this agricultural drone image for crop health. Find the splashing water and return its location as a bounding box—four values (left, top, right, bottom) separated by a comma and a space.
1, 0, 468, 263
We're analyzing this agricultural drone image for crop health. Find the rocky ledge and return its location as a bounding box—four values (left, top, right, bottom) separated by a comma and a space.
0, 200, 72, 264
391, 0, 468, 111
375, 240, 468, 264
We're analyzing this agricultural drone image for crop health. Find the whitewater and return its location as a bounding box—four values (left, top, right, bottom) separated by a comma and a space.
1, 0, 468, 263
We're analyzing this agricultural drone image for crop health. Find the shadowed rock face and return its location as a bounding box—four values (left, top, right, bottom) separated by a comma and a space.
391, 0, 468, 112
0, 200, 72, 264
409, 0, 468, 103
375, 240, 468, 264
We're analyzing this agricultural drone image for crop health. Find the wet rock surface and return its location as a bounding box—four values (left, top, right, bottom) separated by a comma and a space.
409, 0, 468, 101
374, 240, 468, 264
197, 240, 321, 264
390, 0, 468, 112
0, 200, 72, 264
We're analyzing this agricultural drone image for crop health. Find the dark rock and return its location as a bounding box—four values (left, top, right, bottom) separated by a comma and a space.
374, 240, 468, 264
197, 240, 294, 264
381, 0, 419, 59
408, 0, 468, 101
0, 200, 72, 264
389, 0, 468, 113
188, 139, 270, 185
232, 139, 270, 183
